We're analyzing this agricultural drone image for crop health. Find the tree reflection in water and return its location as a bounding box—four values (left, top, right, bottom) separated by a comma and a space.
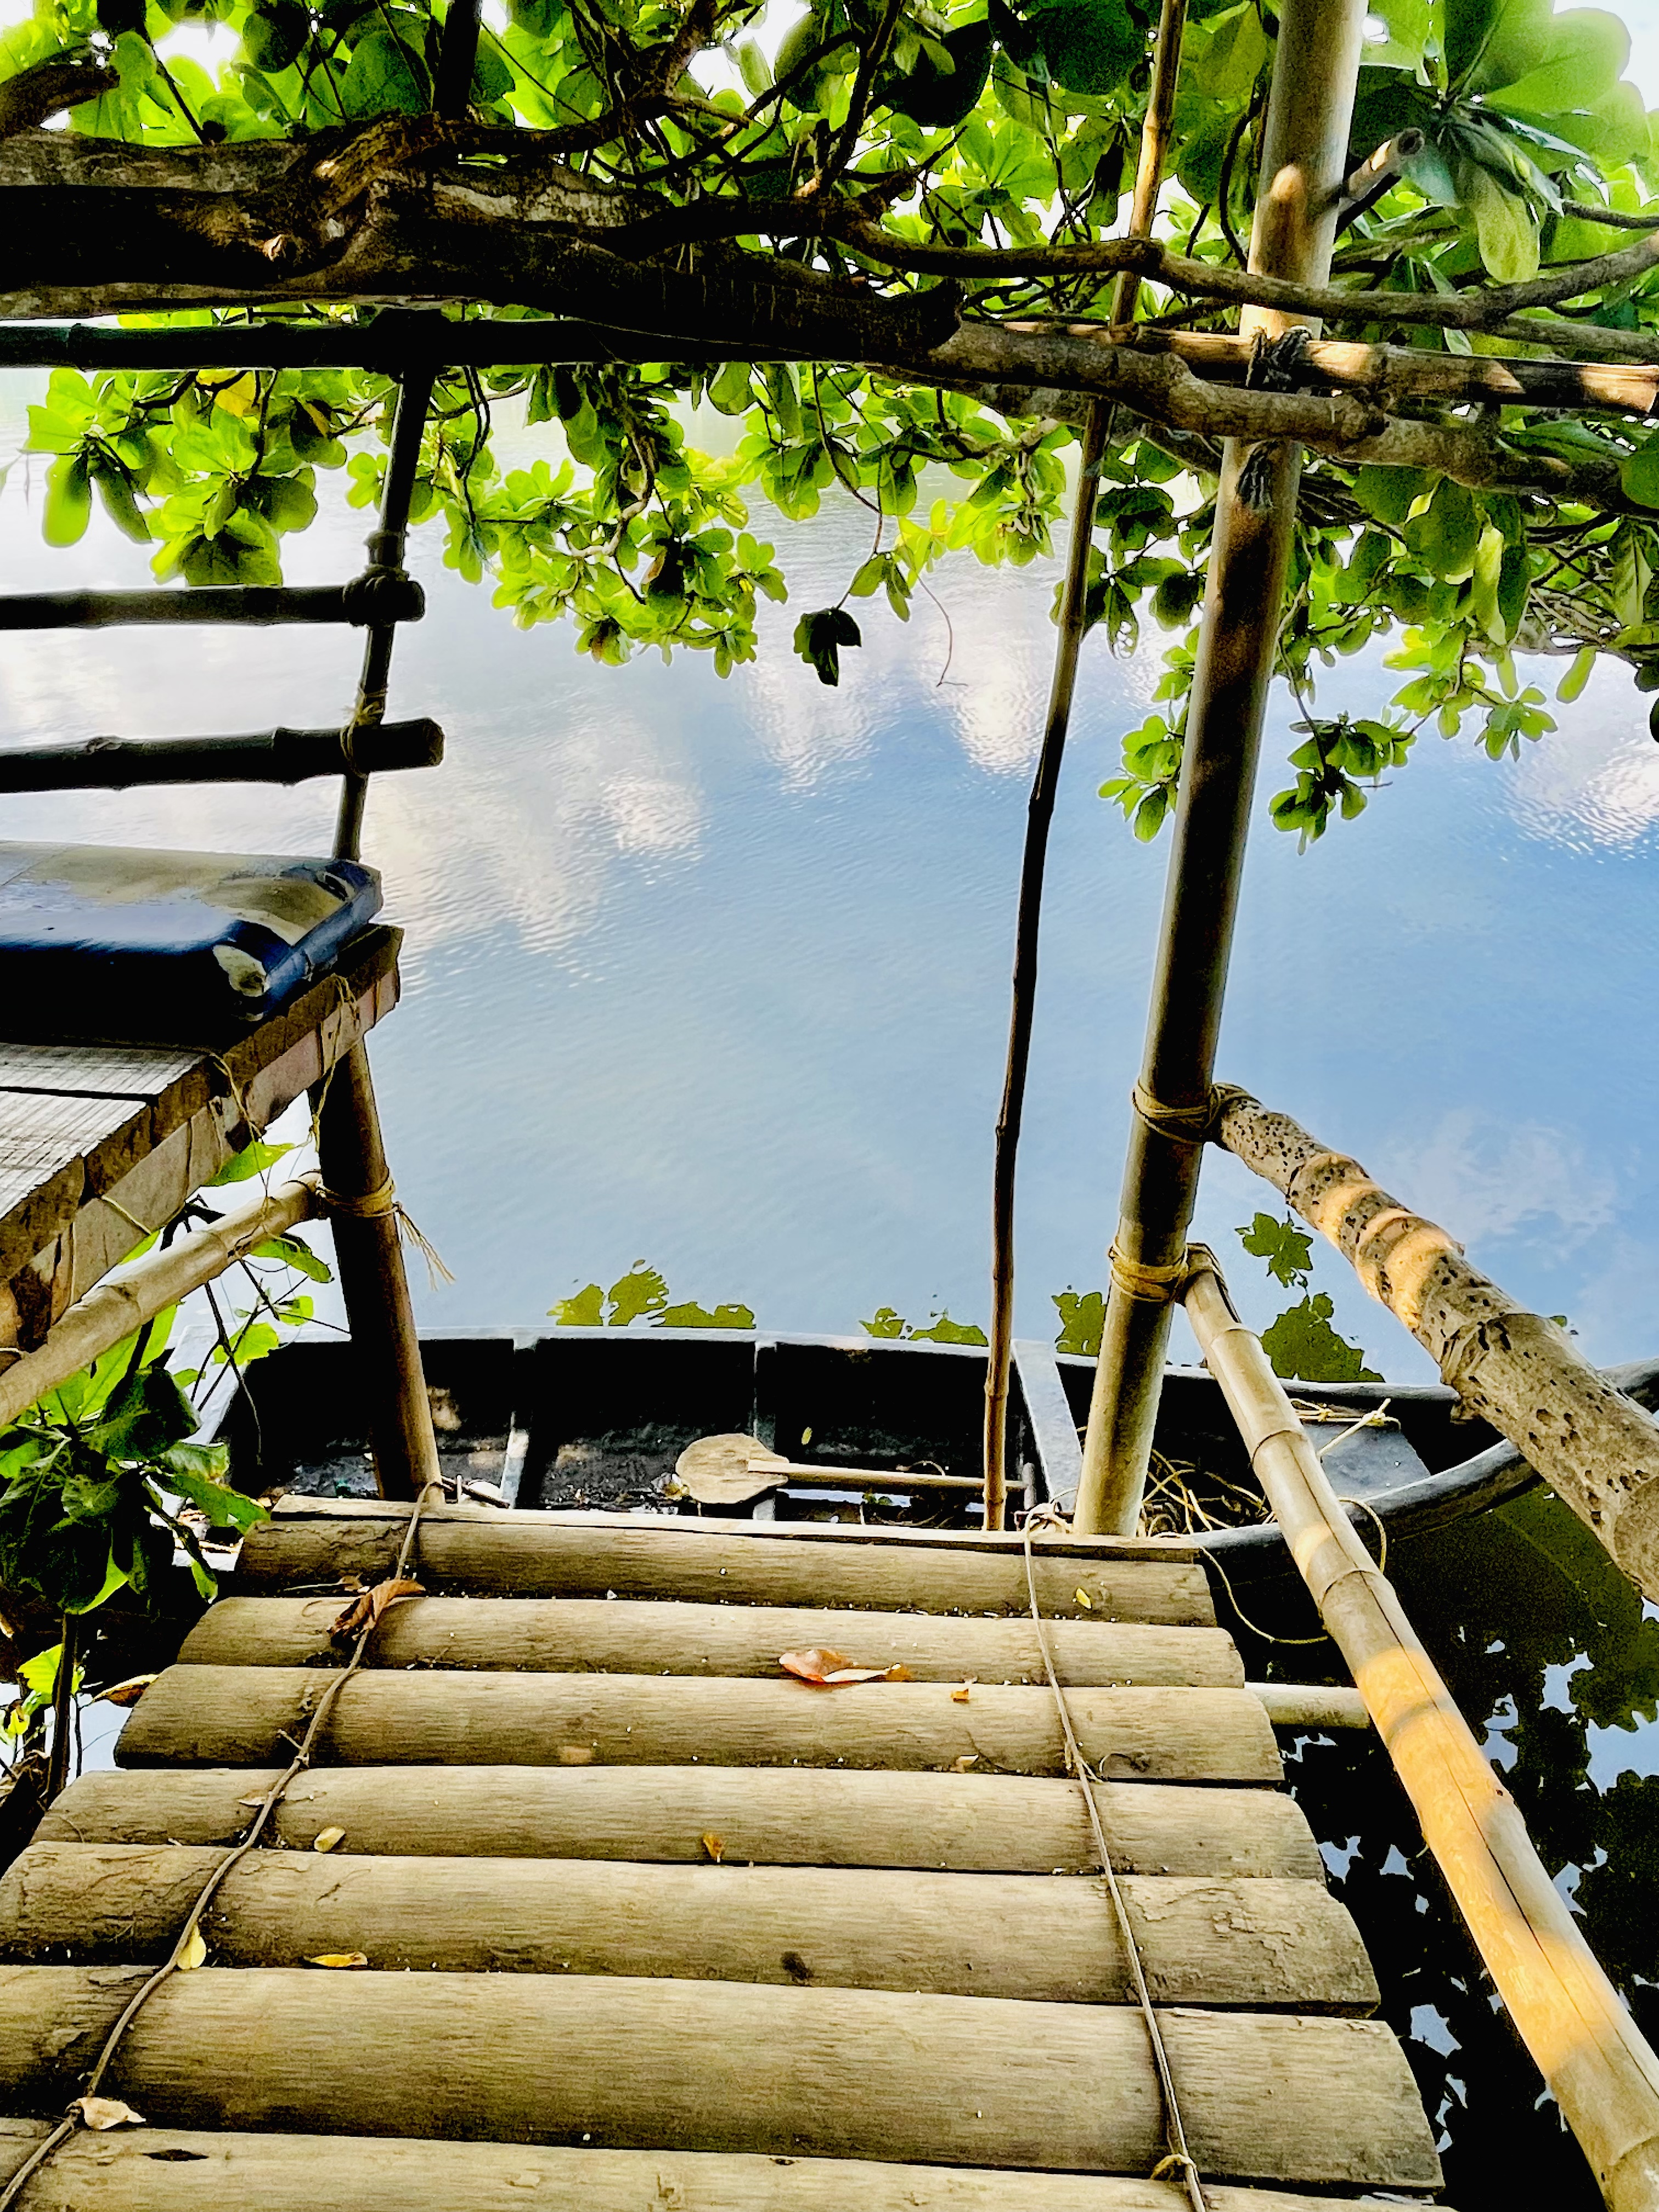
1235, 1486, 1659, 2209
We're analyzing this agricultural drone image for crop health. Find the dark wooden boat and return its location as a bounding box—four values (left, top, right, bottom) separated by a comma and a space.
220, 1327, 1659, 1577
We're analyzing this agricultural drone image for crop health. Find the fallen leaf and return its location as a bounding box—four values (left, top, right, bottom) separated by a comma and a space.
779, 1649, 913, 1688
952, 1681, 974, 1703
1074, 1588, 1093, 1610
75, 2097, 145, 2131
950, 1754, 979, 1771
331, 1578, 425, 1638
95, 1674, 156, 1708
557, 1744, 596, 1765
237, 1795, 269, 1810
701, 1832, 725, 1863
306, 1952, 369, 1968
176, 1926, 207, 1971
312, 1826, 346, 1853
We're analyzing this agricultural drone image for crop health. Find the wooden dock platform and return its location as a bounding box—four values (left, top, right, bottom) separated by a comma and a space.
0, 1499, 1447, 2209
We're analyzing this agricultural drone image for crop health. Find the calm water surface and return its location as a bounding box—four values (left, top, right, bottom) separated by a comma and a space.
3, 387, 1657, 2205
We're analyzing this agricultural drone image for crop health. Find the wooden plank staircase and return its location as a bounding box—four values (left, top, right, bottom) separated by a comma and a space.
0, 1498, 1447, 2209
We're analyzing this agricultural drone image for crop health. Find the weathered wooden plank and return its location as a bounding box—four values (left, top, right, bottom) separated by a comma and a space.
1, 924, 400, 1345
114, 1667, 1282, 1780
179, 1597, 1244, 1685
0, 1042, 199, 1098
0, 1968, 1441, 2186
40, 1764, 1323, 1877
237, 1507, 1215, 1622
0, 1091, 137, 1221
0, 2121, 1456, 2212
0, 1846, 1376, 2011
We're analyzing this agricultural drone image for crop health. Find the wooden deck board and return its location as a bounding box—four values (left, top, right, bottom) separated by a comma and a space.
0, 1510, 1446, 2204
0, 925, 400, 1348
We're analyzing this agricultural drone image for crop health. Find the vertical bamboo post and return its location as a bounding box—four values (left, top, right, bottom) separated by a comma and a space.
1182, 1255, 1659, 2212
982, 0, 1187, 1528
1072, 0, 1368, 1535
313, 1042, 441, 1503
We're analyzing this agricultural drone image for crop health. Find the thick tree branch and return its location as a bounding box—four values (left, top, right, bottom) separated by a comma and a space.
0, 53, 117, 138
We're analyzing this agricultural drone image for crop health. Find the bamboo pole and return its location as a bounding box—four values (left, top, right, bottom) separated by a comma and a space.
983, 0, 1187, 1528
0, 720, 443, 792
1212, 1086, 1659, 1601
1182, 1255, 1659, 2212
0, 1176, 319, 1430
1073, 0, 1369, 1536
312, 1042, 441, 1504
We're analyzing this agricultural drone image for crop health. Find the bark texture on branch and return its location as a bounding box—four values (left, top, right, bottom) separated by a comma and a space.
1215, 1087, 1659, 1601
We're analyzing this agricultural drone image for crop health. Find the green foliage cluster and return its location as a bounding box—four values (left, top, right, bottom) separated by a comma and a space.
550, 1261, 756, 1328
1235, 1209, 1381, 1381
8, 0, 1659, 833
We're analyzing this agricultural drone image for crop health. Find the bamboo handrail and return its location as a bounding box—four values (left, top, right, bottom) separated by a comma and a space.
982, 0, 1188, 1530
1183, 1253, 1659, 2212
0, 1175, 320, 1431
1073, 0, 1370, 1536
1211, 1084, 1659, 1603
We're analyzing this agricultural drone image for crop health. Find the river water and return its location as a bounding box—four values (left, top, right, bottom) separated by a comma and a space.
3, 386, 1658, 2204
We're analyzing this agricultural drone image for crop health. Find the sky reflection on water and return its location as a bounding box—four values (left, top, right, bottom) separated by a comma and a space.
4, 388, 1658, 2207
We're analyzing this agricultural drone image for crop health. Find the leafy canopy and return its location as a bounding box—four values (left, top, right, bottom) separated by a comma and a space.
8, 0, 1659, 836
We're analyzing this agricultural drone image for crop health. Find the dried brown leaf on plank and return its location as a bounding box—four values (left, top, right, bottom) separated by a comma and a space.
75, 2098, 145, 2130
306, 1952, 369, 1968
701, 1832, 725, 1863
313, 1826, 346, 1853
95, 1674, 156, 1707
951, 1680, 974, 1703
778, 1647, 912, 1688
331, 1578, 425, 1637
176, 1925, 207, 1970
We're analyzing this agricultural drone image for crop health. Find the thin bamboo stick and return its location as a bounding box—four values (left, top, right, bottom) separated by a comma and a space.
0, 1176, 319, 1430
1183, 1255, 1659, 2212
983, 0, 1187, 1528
1073, 0, 1369, 1537
1212, 1086, 1659, 1601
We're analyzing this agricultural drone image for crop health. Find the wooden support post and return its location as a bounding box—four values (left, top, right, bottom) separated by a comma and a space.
313, 1041, 439, 1503
983, 0, 1187, 1530
1183, 1254, 1659, 2212
1073, 0, 1368, 1536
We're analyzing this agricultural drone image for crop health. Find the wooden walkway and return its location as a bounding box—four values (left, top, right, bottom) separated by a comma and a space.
0, 926, 398, 1355
0, 1499, 1447, 2208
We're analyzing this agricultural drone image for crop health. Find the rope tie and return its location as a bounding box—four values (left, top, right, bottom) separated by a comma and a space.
1109, 1243, 1191, 1305
321, 1178, 454, 1289
1131, 1082, 1216, 1146
1022, 1509, 1209, 2212
0, 1492, 435, 2212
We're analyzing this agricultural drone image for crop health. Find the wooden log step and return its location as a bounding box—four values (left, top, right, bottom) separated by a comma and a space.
0, 1968, 1441, 2187
115, 1667, 1282, 1781
40, 1765, 1324, 1877
0, 1845, 1377, 2012
179, 1596, 1244, 1686
237, 1501, 1214, 1622
0, 2121, 1455, 2212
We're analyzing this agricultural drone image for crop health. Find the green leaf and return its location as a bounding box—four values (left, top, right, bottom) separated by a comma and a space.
166, 1463, 268, 1531
906, 1310, 987, 1346
1557, 645, 1597, 703
792, 605, 861, 686
549, 1283, 605, 1326
1236, 1211, 1313, 1290
1261, 1293, 1381, 1384
1019, 0, 1139, 94
860, 1306, 909, 1340
43, 454, 92, 548
208, 1140, 293, 1186
656, 1300, 757, 1329
606, 1263, 669, 1327
1052, 1288, 1103, 1357
338, 26, 431, 116
1459, 161, 1539, 283
247, 1233, 332, 1284
242, 2, 308, 71
1621, 427, 1659, 509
